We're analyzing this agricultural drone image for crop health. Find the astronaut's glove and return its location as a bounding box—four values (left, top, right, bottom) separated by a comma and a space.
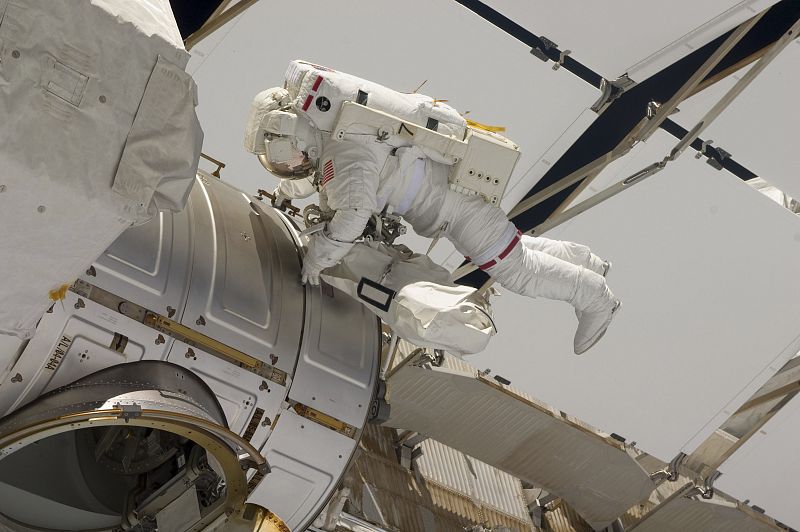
301, 229, 354, 285
301, 257, 324, 286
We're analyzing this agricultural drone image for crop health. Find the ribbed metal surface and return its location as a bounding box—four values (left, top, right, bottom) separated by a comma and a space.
385, 354, 656, 529
345, 425, 534, 531
416, 439, 530, 522
628, 495, 782, 532
542, 503, 591, 532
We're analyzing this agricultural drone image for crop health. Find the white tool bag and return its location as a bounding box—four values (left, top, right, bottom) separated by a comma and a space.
0, 0, 203, 338
321, 242, 495, 355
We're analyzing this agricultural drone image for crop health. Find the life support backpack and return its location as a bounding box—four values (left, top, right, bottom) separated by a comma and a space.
285, 60, 467, 140
285, 60, 520, 206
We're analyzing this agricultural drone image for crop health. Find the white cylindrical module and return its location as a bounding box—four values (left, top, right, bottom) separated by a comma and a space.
0, 173, 381, 531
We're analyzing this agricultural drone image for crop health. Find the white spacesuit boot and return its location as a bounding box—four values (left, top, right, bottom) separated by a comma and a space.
487, 245, 619, 354
521, 235, 611, 277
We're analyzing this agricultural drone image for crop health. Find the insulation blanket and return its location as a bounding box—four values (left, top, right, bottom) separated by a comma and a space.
321, 242, 495, 355
0, 0, 202, 338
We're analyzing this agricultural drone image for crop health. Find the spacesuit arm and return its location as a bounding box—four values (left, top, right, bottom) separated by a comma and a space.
302, 209, 372, 285
275, 176, 317, 200
302, 140, 381, 284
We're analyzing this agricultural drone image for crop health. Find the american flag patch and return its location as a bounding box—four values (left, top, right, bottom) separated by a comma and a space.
321, 159, 335, 186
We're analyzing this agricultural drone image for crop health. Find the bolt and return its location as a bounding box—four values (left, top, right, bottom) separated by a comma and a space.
0, 185, 5, 193
74, 298, 85, 309
37, 205, 46, 213
10, 374, 22, 383
166, 306, 176, 318
269, 354, 278, 365
155, 334, 165, 345
259, 381, 269, 391
261, 417, 271, 427
98, 95, 107, 103
11, 50, 20, 59
85, 265, 96, 277
185, 348, 196, 360
196, 315, 206, 326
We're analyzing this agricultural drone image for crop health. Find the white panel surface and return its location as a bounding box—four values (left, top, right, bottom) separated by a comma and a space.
467, 151, 800, 461
291, 284, 379, 428
91, 206, 193, 320
0, 291, 170, 416
249, 410, 355, 530
166, 340, 287, 447
715, 394, 800, 529
483, 0, 778, 80
182, 175, 305, 375
385, 355, 656, 529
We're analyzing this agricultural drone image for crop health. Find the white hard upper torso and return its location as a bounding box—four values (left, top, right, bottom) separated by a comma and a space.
317, 132, 450, 238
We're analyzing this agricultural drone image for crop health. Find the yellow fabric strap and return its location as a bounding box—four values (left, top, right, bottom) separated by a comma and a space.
466, 118, 506, 133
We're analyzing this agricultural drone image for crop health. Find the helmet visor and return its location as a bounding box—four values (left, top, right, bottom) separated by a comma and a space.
260, 137, 313, 179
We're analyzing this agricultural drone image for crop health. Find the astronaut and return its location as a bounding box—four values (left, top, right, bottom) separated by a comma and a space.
244, 64, 619, 355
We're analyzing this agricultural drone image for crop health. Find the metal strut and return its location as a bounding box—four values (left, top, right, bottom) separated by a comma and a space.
452, 1, 798, 285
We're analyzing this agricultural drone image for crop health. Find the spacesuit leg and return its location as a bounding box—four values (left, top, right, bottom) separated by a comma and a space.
487, 244, 618, 354
443, 192, 618, 354
521, 235, 610, 277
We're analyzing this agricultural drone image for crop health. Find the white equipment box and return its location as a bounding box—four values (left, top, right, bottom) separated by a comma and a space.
449, 128, 521, 205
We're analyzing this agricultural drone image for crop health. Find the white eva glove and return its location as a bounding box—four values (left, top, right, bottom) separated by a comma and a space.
302, 229, 354, 285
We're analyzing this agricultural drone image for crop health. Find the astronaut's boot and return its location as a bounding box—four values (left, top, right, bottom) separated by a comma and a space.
488, 245, 619, 355
570, 269, 620, 355
520, 235, 611, 277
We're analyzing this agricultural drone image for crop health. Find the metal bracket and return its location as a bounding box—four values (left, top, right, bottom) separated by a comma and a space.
698, 470, 722, 500
552, 49, 571, 70
591, 74, 636, 113
200, 152, 226, 178
114, 402, 142, 423
396, 430, 427, 470
367, 380, 390, 426
239, 453, 270, 475
365, 212, 407, 244
256, 188, 301, 217
650, 452, 687, 483
418, 348, 444, 368
530, 36, 558, 62
695, 140, 731, 171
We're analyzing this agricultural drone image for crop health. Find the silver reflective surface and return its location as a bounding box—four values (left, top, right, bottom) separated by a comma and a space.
0, 172, 381, 531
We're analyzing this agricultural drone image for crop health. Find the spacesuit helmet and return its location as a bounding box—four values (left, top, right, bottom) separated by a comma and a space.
244, 87, 315, 179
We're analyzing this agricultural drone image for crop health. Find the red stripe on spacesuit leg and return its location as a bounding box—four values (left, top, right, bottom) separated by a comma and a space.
302, 95, 313, 111
477, 229, 521, 270
478, 260, 496, 270
312, 75, 324, 91
498, 230, 522, 260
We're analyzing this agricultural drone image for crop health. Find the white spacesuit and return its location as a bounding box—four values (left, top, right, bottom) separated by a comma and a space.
244, 64, 619, 355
